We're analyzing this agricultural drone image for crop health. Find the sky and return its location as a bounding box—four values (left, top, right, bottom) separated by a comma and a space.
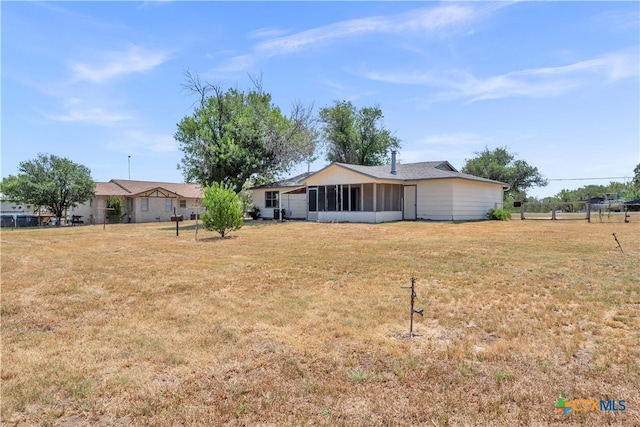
2, 1, 639, 199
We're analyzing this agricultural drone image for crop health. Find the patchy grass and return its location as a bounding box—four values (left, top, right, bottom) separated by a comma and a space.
1, 219, 639, 426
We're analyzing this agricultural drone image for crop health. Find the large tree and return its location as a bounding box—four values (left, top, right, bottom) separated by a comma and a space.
319, 100, 401, 166
461, 146, 547, 200
175, 73, 317, 193
2, 154, 95, 225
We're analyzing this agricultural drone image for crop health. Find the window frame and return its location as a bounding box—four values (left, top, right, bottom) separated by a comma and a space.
265, 191, 280, 208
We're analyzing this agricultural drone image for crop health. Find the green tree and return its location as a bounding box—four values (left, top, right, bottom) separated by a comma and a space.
2, 154, 95, 225
461, 146, 547, 200
105, 196, 125, 223
201, 181, 244, 238
626, 163, 640, 200
319, 100, 401, 166
0, 175, 21, 199
175, 73, 317, 193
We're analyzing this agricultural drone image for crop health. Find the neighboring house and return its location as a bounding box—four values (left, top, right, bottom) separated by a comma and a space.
1, 194, 35, 216
0, 194, 40, 227
72, 179, 204, 224
250, 172, 313, 220
252, 156, 508, 223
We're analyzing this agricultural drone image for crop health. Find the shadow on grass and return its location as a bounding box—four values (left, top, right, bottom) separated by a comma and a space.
197, 235, 239, 243
159, 219, 287, 232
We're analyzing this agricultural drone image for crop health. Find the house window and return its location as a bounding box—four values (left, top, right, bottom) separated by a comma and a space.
179, 200, 186, 208
165, 199, 173, 212
141, 198, 149, 211
265, 191, 279, 208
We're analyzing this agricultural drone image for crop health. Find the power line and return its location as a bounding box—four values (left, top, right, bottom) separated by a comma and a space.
547, 176, 630, 182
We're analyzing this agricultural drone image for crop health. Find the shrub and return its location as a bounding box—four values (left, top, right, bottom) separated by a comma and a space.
201, 182, 244, 237
487, 208, 511, 221
105, 196, 125, 223
247, 206, 261, 220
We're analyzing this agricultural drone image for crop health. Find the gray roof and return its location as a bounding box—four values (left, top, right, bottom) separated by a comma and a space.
253, 172, 314, 189
322, 161, 509, 187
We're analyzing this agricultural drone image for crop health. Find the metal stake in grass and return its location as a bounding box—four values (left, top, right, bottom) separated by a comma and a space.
171, 207, 184, 236
401, 277, 424, 337
612, 233, 624, 254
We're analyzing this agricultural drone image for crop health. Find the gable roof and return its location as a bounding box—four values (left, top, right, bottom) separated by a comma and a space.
252, 172, 314, 189
95, 180, 204, 198
307, 161, 509, 187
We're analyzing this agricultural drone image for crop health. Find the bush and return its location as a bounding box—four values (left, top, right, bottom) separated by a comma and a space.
201, 182, 244, 237
105, 196, 125, 223
487, 208, 512, 221
247, 206, 261, 220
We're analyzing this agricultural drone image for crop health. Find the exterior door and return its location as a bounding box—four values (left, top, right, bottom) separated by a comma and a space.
126, 197, 135, 223
403, 185, 417, 220
307, 187, 318, 221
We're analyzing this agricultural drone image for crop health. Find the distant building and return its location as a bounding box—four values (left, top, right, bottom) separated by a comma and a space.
72, 179, 204, 224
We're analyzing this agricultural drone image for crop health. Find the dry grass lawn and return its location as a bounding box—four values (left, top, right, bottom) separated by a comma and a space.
1, 218, 638, 426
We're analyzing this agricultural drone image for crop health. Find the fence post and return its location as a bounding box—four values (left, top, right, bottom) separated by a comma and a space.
520, 201, 525, 220
624, 205, 630, 223
586, 199, 591, 223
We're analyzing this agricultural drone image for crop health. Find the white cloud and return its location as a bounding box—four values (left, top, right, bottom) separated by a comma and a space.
363, 49, 639, 103
248, 27, 291, 40
69, 45, 171, 83
213, 54, 256, 74
594, 9, 640, 32
417, 133, 491, 146
254, 16, 387, 57
215, 4, 486, 73
107, 130, 178, 154
47, 107, 132, 125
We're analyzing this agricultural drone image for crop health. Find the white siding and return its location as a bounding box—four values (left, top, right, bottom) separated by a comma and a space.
306, 166, 375, 186
316, 211, 401, 223
416, 180, 454, 221
374, 211, 403, 223
251, 187, 305, 219
452, 180, 504, 220
415, 179, 504, 221
251, 188, 269, 217
281, 193, 306, 219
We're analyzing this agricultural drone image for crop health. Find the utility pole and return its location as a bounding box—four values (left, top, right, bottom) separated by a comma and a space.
128, 156, 131, 180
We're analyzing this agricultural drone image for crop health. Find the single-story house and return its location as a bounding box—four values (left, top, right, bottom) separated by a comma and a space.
250, 172, 313, 220
252, 156, 508, 223
72, 179, 204, 224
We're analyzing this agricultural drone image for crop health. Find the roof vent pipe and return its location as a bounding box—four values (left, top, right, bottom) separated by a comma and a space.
391, 150, 397, 175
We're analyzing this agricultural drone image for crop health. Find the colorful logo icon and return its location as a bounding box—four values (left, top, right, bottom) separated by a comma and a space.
555, 397, 572, 415
554, 397, 626, 415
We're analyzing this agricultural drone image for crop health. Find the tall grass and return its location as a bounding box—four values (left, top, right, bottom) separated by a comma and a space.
2, 219, 638, 425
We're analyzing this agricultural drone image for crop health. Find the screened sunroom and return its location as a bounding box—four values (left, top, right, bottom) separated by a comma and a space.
306, 183, 403, 223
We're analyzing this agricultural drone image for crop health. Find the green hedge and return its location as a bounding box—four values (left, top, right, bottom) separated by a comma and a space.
487, 208, 512, 221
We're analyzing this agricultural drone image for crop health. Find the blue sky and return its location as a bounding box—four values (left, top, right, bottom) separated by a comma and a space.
2, 1, 638, 199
